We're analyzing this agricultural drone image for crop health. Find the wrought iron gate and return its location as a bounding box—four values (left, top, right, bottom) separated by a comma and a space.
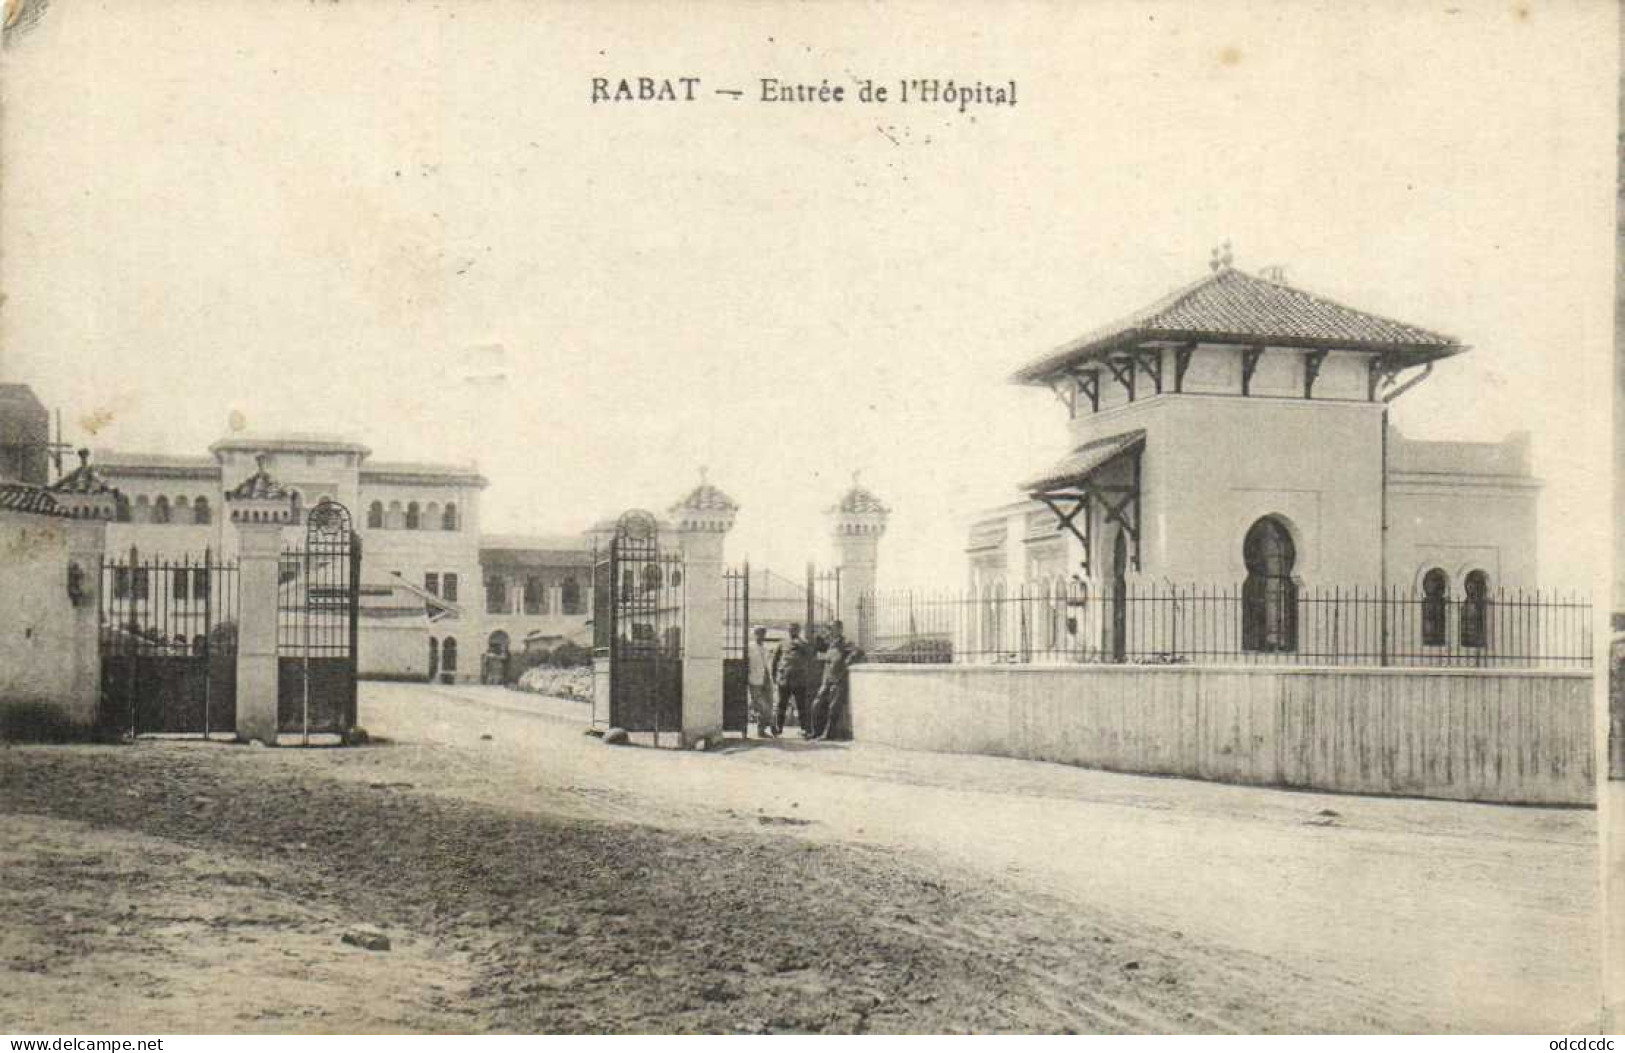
722, 562, 750, 735
277, 498, 362, 743
592, 510, 684, 742
99, 548, 240, 736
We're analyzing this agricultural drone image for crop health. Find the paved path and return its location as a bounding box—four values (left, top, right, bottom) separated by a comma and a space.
361, 682, 1602, 1032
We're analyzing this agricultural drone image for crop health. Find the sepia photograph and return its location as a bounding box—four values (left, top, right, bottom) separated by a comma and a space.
0, 0, 1619, 1039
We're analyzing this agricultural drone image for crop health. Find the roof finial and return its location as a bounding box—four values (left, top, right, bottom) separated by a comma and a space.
1209, 240, 1234, 273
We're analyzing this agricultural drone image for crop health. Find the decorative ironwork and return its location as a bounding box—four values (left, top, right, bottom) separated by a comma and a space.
278, 498, 362, 743
722, 562, 752, 735
100, 548, 240, 736
858, 580, 1591, 669
593, 511, 685, 743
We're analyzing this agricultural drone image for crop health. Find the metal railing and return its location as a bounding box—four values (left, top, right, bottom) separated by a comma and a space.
858, 580, 1592, 669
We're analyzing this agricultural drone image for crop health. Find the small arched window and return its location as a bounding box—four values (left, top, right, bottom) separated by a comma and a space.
193, 496, 211, 525
442, 636, 458, 672
487, 630, 510, 656
1242, 516, 1297, 653
1461, 570, 1490, 648
1421, 568, 1449, 646
406, 501, 421, 530
367, 501, 383, 529
152, 495, 172, 524
442, 503, 458, 531
562, 577, 583, 614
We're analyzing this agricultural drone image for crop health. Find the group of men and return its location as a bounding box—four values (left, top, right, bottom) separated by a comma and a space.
744, 620, 861, 741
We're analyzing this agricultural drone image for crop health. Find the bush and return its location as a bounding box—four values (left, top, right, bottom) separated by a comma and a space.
515, 664, 594, 703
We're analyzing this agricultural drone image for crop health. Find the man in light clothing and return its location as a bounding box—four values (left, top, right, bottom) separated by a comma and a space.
747, 625, 777, 738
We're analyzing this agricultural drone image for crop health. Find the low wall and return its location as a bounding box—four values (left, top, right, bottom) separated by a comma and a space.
851, 664, 1595, 806
0, 511, 103, 729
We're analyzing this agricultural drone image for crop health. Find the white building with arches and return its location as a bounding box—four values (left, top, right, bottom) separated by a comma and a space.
93, 432, 591, 682
967, 259, 1540, 660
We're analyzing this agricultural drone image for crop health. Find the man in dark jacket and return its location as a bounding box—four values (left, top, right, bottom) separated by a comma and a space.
811, 621, 862, 741
771, 622, 815, 737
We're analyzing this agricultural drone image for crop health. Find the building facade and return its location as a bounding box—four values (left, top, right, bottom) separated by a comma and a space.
968, 259, 1541, 659
93, 433, 591, 682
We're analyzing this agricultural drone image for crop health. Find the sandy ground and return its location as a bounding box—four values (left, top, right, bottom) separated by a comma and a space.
0, 681, 1605, 1034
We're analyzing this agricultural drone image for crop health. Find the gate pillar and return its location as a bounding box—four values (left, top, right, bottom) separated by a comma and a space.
669, 473, 738, 747
827, 475, 890, 652
226, 457, 293, 745
63, 517, 109, 727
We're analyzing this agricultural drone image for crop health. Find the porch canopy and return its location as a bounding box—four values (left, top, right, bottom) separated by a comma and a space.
1022, 429, 1144, 575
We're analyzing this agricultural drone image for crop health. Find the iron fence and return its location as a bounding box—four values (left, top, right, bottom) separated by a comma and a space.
858, 580, 1592, 669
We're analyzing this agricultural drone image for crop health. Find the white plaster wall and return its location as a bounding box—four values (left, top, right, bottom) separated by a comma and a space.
358, 619, 431, 679
852, 664, 1594, 806
0, 512, 101, 725
1151, 395, 1385, 585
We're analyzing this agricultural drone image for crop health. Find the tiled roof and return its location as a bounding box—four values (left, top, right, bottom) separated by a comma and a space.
1012, 266, 1462, 383
48, 450, 115, 495
671, 481, 739, 514
1023, 429, 1145, 493
0, 482, 70, 517
832, 484, 889, 516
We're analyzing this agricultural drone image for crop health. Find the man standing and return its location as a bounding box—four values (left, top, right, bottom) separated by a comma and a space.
811, 620, 862, 741
771, 622, 814, 738
746, 625, 777, 738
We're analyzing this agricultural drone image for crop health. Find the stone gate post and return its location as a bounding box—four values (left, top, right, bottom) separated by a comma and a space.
669, 474, 737, 747
827, 476, 890, 652
48, 450, 118, 727
226, 456, 293, 745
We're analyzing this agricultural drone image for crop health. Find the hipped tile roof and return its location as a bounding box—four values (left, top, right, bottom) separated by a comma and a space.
1012, 266, 1462, 384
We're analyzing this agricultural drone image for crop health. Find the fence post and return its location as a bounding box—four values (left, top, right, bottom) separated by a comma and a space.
224, 456, 293, 745
827, 479, 889, 653
670, 477, 737, 747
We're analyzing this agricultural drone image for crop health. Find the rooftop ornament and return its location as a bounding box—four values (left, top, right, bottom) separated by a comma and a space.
226, 453, 294, 524
46, 448, 120, 519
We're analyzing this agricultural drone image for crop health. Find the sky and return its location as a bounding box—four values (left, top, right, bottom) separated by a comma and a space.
0, 0, 1616, 591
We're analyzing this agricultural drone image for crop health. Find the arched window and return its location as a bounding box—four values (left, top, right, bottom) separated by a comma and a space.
406, 501, 421, 530
487, 630, 510, 656
1421, 568, 1449, 646
367, 501, 383, 529
152, 495, 171, 524
442, 503, 458, 531
442, 636, 458, 673
193, 496, 211, 525
1242, 516, 1297, 653
1461, 570, 1490, 648
562, 577, 583, 614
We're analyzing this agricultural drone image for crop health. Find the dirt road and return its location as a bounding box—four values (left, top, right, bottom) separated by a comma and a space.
0, 681, 1603, 1033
